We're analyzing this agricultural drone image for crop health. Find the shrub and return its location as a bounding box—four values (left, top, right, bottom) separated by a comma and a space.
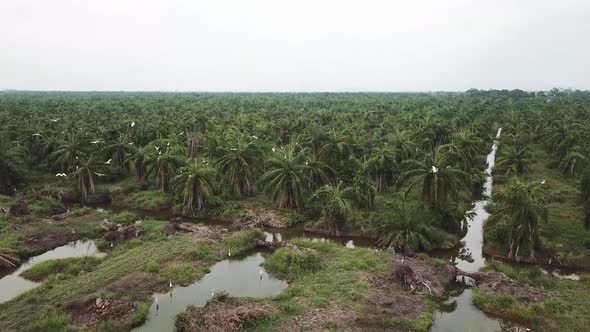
264, 248, 322, 277
225, 229, 264, 256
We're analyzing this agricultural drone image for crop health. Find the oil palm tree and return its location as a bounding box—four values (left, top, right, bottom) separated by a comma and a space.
49, 138, 88, 172
496, 145, 531, 175
128, 147, 148, 185
174, 161, 215, 211
0, 141, 24, 195
493, 178, 550, 259
70, 154, 101, 200
558, 147, 588, 175
398, 146, 470, 210
104, 135, 134, 170
216, 138, 262, 197
147, 149, 183, 193
260, 147, 321, 209
364, 143, 397, 192
378, 195, 436, 252
312, 181, 355, 236
0, 248, 20, 268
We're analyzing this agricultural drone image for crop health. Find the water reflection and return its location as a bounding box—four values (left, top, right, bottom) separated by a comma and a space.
133, 252, 287, 332
0, 240, 105, 304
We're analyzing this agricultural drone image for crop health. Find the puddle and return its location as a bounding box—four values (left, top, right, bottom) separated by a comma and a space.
0, 240, 105, 304
133, 252, 287, 332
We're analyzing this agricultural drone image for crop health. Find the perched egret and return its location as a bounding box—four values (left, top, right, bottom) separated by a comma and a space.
131, 121, 135, 127
272, 148, 275, 152
252, 135, 258, 139
71, 228, 76, 234
155, 146, 160, 151
128, 142, 134, 145
169, 279, 173, 288
228, 249, 231, 257
90, 140, 103, 144
104, 159, 112, 165
431, 166, 438, 173
110, 242, 113, 247
75, 156, 79, 160
541, 179, 546, 185
230, 148, 237, 151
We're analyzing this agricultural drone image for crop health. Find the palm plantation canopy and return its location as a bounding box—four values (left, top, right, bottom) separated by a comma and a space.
0, 89, 589, 250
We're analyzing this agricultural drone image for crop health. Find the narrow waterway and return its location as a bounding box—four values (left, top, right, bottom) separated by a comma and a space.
133, 251, 287, 332
0, 240, 105, 304
430, 127, 505, 332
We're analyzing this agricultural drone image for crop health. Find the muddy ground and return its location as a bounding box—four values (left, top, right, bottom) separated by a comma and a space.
463, 270, 546, 304
24, 230, 78, 252
67, 297, 136, 326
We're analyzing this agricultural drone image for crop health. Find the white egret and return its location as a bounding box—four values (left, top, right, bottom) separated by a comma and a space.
32, 133, 41, 137
110, 242, 113, 247
252, 135, 258, 139
272, 148, 275, 152
211, 289, 215, 297
431, 166, 438, 173
55, 173, 67, 177
228, 249, 231, 257
230, 148, 237, 151
104, 159, 112, 165
541, 179, 546, 185
50, 118, 60, 122
94, 172, 106, 177
90, 140, 103, 144
169, 279, 173, 288
131, 121, 135, 127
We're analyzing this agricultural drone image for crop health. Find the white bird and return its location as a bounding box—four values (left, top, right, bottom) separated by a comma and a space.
158, 151, 162, 155
179, 131, 184, 135
167, 142, 170, 147
110, 241, 113, 247
55, 173, 67, 177
94, 172, 106, 177
305, 161, 308, 165
131, 121, 135, 127
71, 228, 76, 234
211, 289, 215, 297
541, 179, 546, 185
259, 268, 263, 275
90, 140, 103, 144
128, 142, 134, 145
104, 159, 112, 165
228, 249, 231, 257
155, 146, 160, 151
230, 148, 237, 151
252, 135, 258, 139
50, 118, 60, 122
431, 166, 438, 173
169, 279, 173, 288
32, 133, 41, 137
75, 156, 79, 160
272, 148, 275, 152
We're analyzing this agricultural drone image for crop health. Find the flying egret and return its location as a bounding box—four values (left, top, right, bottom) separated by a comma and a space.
94, 172, 106, 177
128, 142, 134, 145
104, 159, 112, 165
90, 140, 103, 144
55, 173, 67, 177
50, 118, 60, 122
75, 156, 79, 160
252, 135, 258, 139
32, 133, 41, 137
155, 146, 160, 151
431, 166, 438, 173
272, 148, 275, 152
167, 142, 170, 147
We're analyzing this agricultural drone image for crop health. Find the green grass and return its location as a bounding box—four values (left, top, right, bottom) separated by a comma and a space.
243, 240, 434, 331
27, 196, 66, 216
20, 256, 104, 281
112, 190, 173, 211
475, 261, 590, 331
264, 248, 322, 278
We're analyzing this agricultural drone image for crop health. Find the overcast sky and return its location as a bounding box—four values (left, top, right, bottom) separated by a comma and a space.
1, 0, 589, 91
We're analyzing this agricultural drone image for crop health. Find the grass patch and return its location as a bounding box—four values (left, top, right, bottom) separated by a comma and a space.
264, 248, 322, 278
20, 256, 103, 282
113, 190, 173, 211
225, 228, 264, 256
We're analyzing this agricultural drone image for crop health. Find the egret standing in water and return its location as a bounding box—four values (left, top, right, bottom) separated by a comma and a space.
169, 279, 173, 288
259, 267, 263, 279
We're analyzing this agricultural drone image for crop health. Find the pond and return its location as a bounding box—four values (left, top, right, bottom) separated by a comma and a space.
0, 240, 105, 304
133, 251, 287, 332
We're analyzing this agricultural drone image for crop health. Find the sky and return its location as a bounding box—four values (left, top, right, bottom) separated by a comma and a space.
1, 0, 589, 92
